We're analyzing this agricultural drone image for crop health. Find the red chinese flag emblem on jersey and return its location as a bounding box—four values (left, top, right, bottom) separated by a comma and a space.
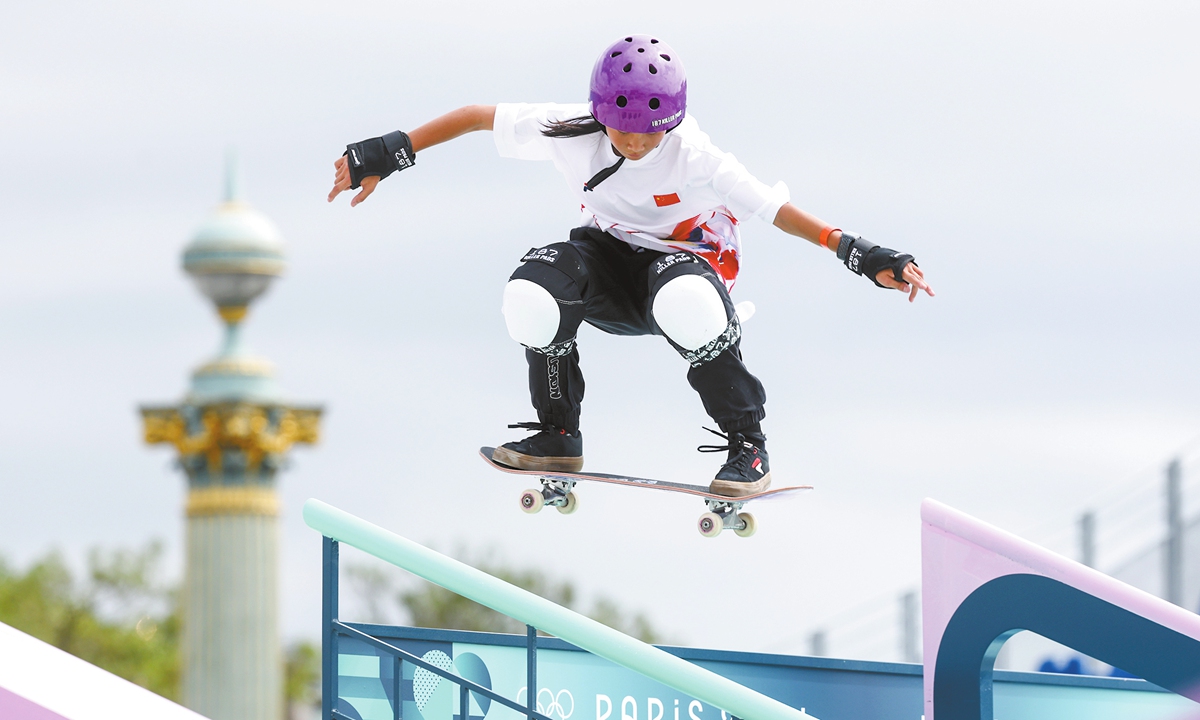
654, 193, 681, 207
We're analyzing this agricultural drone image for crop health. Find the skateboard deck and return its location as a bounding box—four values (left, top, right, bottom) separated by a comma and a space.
479, 447, 812, 537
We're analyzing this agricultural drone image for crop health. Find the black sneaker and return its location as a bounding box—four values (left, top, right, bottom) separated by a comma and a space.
698, 427, 771, 496
492, 422, 584, 472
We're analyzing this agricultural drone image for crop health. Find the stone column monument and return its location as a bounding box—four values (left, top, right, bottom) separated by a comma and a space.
141, 162, 321, 720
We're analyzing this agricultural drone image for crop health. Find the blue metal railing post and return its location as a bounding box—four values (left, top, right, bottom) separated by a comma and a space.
526, 625, 537, 720
323, 536, 340, 720
393, 655, 402, 720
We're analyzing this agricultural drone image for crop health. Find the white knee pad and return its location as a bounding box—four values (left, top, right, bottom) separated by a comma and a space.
502, 279, 561, 348
652, 274, 729, 351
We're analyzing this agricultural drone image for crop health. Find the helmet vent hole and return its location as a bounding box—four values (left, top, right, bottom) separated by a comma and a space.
637, 47, 645, 53
616, 96, 628, 108
660, 54, 671, 61
649, 98, 660, 110
610, 51, 622, 58
623, 63, 632, 73
650, 38, 659, 44
649, 64, 658, 74
625, 37, 633, 42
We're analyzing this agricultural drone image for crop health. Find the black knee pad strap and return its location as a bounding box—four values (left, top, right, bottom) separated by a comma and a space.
648, 251, 706, 293
531, 337, 577, 357
681, 315, 742, 367
514, 243, 588, 288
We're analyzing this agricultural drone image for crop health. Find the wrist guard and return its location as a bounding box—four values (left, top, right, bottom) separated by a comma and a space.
836, 232, 916, 288
344, 130, 416, 189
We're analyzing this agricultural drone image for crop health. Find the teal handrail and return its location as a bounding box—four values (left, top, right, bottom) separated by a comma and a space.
304, 499, 816, 720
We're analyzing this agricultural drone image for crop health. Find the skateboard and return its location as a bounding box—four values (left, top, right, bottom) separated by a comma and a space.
479, 447, 812, 538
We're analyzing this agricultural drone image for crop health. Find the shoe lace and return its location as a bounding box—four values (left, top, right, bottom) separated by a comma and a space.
697, 426, 736, 453
697, 427, 753, 470
508, 421, 564, 435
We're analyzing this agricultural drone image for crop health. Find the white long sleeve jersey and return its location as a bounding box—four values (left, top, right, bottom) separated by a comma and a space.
493, 102, 789, 289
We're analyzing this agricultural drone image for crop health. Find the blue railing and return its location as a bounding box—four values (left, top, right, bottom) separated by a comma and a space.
322, 536, 552, 720
309, 498, 814, 720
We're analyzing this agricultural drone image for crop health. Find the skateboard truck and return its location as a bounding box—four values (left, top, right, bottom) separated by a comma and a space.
520, 476, 757, 537
698, 498, 757, 539
482, 447, 807, 537
519, 476, 580, 515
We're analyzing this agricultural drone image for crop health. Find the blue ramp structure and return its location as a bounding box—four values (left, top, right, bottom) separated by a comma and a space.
303, 499, 817, 720
921, 498, 1200, 720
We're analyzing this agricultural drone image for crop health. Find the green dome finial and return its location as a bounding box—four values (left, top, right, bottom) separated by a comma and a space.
224, 147, 242, 203
183, 157, 285, 316
181, 154, 286, 403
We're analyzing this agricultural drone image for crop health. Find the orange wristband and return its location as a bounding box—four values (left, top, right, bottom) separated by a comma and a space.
819, 226, 841, 250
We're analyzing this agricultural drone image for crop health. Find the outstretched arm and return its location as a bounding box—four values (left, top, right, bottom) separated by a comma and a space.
328, 105, 497, 206
408, 105, 497, 152
772, 202, 934, 302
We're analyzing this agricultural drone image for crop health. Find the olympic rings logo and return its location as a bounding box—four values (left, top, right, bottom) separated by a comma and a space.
515, 687, 574, 719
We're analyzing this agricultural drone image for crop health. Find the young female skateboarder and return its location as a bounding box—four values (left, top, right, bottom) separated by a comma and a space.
328, 34, 933, 497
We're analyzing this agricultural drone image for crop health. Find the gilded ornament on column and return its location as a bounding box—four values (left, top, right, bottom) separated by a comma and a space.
142, 403, 321, 474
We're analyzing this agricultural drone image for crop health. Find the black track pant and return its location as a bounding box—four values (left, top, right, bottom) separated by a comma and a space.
509, 227, 766, 434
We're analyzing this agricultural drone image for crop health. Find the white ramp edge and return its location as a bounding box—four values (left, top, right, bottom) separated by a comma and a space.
0, 620, 208, 720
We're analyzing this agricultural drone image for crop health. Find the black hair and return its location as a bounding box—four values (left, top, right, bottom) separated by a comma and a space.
540, 115, 606, 138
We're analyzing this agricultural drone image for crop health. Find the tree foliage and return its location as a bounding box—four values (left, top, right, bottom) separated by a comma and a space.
0, 543, 181, 700
285, 639, 321, 718
0, 544, 320, 715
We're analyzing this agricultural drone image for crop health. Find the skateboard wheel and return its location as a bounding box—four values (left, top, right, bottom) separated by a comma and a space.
519, 489, 544, 514
556, 492, 579, 515
733, 512, 757, 538
698, 512, 723, 538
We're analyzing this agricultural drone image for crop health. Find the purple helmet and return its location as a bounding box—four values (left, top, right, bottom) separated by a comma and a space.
589, 35, 686, 134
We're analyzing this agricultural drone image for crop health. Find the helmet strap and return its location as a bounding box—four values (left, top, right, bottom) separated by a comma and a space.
582, 155, 626, 192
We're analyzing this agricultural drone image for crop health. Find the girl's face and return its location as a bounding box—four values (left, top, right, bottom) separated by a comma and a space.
605, 127, 667, 161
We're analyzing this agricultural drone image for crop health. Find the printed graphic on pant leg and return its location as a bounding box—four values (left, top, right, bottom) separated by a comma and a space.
547, 355, 562, 400
526, 346, 585, 434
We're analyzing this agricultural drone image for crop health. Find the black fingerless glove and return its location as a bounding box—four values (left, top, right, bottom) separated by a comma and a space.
836, 232, 916, 288
344, 130, 416, 189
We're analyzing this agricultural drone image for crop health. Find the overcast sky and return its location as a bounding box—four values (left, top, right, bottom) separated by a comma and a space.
3, 0, 1200, 661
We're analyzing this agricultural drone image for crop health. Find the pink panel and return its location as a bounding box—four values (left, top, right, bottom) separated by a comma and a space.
921, 498, 1200, 720
0, 686, 69, 720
